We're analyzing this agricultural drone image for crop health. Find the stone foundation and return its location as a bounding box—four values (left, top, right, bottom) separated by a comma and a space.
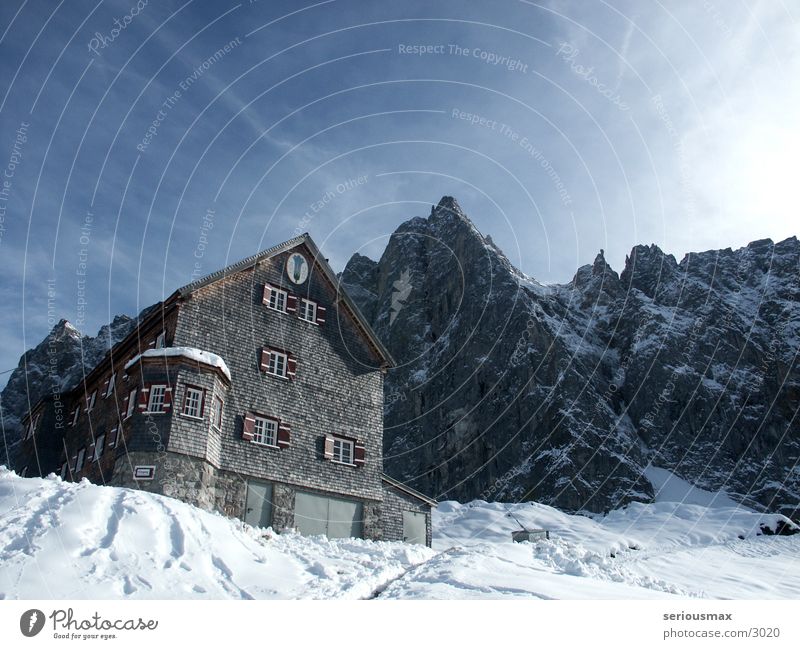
111, 449, 395, 541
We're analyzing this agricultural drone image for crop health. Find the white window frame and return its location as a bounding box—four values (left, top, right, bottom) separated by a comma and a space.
93, 433, 105, 461
299, 298, 317, 323
267, 286, 288, 313
332, 437, 355, 465
252, 416, 278, 447
266, 350, 288, 378
75, 448, 86, 473
182, 386, 204, 419
211, 395, 223, 430
125, 388, 137, 419
86, 390, 97, 412
105, 373, 116, 398
146, 384, 167, 413
155, 331, 166, 349
71, 406, 80, 426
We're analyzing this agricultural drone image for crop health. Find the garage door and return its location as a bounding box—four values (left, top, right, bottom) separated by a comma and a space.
294, 491, 363, 539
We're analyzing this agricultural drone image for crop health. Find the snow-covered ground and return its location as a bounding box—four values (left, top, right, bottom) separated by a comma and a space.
0, 467, 797, 599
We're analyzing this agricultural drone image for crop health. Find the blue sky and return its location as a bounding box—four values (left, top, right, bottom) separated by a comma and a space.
0, 0, 798, 387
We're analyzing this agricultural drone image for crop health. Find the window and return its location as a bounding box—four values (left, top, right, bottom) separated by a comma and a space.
93, 433, 105, 461
147, 385, 167, 412
299, 298, 317, 323
182, 386, 204, 419
267, 350, 287, 377
60, 462, 68, 480
332, 437, 354, 465
75, 448, 86, 473
86, 390, 97, 412
105, 373, 116, 397
267, 286, 287, 312
253, 416, 278, 447
71, 407, 80, 426
125, 388, 137, 419
211, 396, 223, 430
155, 331, 166, 349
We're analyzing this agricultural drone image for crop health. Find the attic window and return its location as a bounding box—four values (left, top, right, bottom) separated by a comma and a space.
155, 331, 166, 349
299, 298, 317, 323
71, 407, 80, 426
266, 285, 287, 312
86, 390, 97, 412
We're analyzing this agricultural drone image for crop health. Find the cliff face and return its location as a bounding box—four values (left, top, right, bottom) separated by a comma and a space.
341, 197, 799, 516
0, 314, 143, 465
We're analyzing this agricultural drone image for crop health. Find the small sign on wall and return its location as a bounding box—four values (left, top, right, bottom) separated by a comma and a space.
133, 465, 156, 480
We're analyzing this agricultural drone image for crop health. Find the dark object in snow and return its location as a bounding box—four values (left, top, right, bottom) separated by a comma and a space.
512, 529, 550, 543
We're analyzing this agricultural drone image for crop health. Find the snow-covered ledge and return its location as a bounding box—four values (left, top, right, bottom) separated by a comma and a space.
124, 347, 232, 382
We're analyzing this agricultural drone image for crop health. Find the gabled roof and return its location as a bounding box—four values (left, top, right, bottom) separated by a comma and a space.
382, 474, 438, 507
176, 233, 395, 367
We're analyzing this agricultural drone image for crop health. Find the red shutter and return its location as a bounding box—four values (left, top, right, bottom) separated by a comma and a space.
277, 421, 291, 449
286, 294, 298, 313
262, 284, 272, 305
354, 442, 366, 467
323, 435, 334, 460
138, 384, 150, 410
260, 348, 270, 372
163, 385, 173, 411
316, 305, 326, 326
242, 414, 255, 441
287, 354, 297, 380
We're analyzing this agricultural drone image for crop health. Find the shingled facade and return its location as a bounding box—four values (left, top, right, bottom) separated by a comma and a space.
16, 235, 434, 545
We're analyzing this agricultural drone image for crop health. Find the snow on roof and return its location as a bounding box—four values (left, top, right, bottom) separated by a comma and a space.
124, 347, 231, 381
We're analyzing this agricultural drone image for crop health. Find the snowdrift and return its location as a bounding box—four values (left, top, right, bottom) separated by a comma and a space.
1, 468, 797, 599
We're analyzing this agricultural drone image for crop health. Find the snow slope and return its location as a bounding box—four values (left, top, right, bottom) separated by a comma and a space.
0, 468, 797, 599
